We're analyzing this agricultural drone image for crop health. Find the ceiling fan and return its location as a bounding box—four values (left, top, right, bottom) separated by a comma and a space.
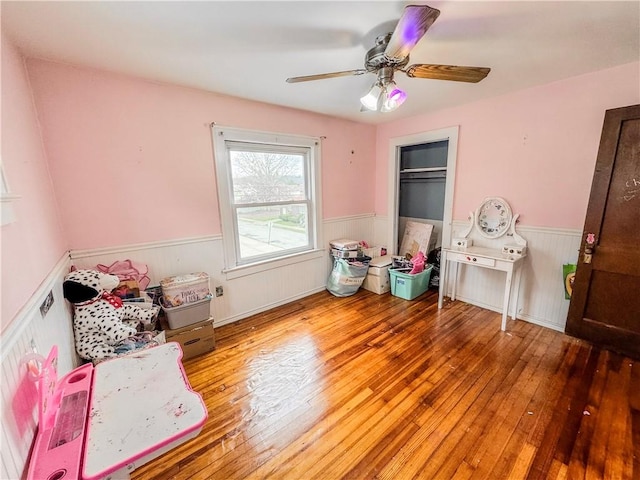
286, 4, 490, 113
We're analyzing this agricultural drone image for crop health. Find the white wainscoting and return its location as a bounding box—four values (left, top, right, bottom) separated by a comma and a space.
444, 220, 581, 331
323, 214, 374, 249
1, 254, 75, 480
372, 215, 389, 250
71, 215, 377, 328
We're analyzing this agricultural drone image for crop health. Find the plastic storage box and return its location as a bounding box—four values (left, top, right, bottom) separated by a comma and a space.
161, 297, 212, 329
389, 265, 433, 300
329, 238, 359, 251
160, 272, 210, 307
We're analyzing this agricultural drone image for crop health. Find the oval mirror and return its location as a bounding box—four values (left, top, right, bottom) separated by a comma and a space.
475, 197, 512, 238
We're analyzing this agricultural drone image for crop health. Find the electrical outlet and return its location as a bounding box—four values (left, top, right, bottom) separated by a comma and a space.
215, 286, 224, 297
40, 290, 54, 317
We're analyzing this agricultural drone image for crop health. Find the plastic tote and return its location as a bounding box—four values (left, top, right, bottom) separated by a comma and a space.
326, 257, 371, 297
160, 272, 210, 307
160, 296, 212, 329
389, 265, 433, 300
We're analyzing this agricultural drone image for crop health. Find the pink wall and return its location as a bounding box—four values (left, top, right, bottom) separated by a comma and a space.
5, 51, 638, 332
1, 35, 68, 331
26, 60, 377, 250
375, 62, 640, 229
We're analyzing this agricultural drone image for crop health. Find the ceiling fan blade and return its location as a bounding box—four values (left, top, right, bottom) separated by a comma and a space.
286, 69, 367, 83
384, 5, 441, 61
405, 64, 491, 83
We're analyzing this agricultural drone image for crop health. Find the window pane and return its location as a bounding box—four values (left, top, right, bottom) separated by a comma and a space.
229, 150, 306, 204
236, 205, 309, 260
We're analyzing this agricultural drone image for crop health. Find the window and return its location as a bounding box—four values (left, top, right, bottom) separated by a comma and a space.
212, 126, 322, 274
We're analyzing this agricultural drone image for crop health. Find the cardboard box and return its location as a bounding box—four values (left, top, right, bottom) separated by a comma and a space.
362, 256, 392, 294
161, 317, 215, 360
362, 246, 387, 258
114, 279, 140, 300
362, 274, 390, 294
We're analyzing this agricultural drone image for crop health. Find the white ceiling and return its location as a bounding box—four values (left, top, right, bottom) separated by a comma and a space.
2, 1, 639, 124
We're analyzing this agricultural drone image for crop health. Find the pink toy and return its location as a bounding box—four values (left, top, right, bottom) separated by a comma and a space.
96, 259, 151, 290
27, 343, 207, 480
27, 346, 93, 480
409, 251, 426, 275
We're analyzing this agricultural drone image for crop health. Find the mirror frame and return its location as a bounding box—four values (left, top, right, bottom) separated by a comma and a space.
475, 197, 512, 239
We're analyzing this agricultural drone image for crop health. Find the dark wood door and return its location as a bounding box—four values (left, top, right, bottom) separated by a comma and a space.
565, 104, 640, 358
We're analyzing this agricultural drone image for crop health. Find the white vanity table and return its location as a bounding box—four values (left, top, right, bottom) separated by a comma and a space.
437, 197, 527, 331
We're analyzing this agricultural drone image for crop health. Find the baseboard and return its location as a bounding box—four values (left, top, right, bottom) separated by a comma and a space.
213, 286, 327, 328
451, 294, 566, 333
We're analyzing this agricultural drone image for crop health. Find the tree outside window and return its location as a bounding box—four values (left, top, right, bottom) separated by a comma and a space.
213, 127, 321, 270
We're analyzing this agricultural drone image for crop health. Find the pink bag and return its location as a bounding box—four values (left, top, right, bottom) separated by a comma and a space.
96, 260, 151, 290
409, 251, 426, 275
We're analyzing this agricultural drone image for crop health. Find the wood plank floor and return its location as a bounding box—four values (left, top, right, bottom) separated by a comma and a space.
132, 289, 639, 479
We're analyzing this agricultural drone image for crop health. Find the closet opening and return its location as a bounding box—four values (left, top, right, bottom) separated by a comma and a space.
386, 126, 458, 259
398, 140, 448, 254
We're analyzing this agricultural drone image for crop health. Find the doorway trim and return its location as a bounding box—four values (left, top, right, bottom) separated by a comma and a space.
387, 126, 459, 255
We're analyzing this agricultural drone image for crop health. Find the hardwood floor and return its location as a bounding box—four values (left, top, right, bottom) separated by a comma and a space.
132, 289, 639, 479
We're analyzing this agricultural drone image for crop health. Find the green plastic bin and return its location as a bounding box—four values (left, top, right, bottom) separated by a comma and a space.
389, 265, 433, 300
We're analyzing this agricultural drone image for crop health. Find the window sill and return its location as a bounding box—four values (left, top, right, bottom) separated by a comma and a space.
222, 249, 326, 280
1, 194, 20, 226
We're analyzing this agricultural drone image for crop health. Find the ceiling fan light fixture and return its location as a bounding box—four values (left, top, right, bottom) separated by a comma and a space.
381, 87, 407, 112
360, 83, 383, 111
286, 5, 490, 114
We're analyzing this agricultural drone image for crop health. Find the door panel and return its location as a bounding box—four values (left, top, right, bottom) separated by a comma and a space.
584, 271, 640, 331
598, 120, 640, 244
566, 104, 640, 359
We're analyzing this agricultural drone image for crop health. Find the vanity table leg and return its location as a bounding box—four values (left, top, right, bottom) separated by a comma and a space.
438, 250, 447, 309
501, 267, 514, 331
511, 263, 523, 320
451, 262, 459, 301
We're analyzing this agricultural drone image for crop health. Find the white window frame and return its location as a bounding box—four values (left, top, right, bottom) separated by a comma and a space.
1, 161, 20, 226
212, 126, 323, 279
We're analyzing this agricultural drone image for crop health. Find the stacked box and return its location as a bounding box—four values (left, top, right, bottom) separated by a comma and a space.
160, 272, 210, 307
161, 297, 212, 329
361, 246, 386, 258
362, 256, 393, 294
161, 317, 215, 360
160, 272, 212, 329
329, 238, 359, 251
330, 248, 361, 259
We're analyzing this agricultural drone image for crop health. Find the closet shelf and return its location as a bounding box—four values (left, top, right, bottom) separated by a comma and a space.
399, 167, 447, 173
